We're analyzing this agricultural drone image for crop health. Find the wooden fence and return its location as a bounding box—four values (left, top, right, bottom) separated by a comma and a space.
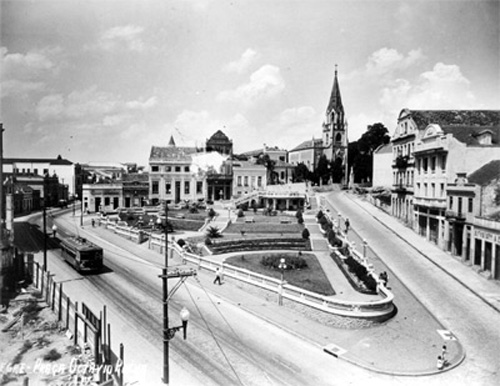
27, 260, 124, 385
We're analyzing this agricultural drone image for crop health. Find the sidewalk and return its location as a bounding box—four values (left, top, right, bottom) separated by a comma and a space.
345, 193, 500, 313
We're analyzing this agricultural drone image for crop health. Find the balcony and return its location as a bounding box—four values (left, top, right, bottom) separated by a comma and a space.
445, 210, 466, 221
393, 155, 409, 169
392, 183, 413, 193
413, 196, 446, 209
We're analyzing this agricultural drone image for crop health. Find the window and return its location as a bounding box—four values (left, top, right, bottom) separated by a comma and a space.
34, 168, 38, 175
449, 196, 453, 209
151, 166, 159, 172
424, 183, 428, 196
43, 168, 49, 175
184, 166, 190, 172
175, 166, 181, 172
166, 166, 172, 172
257, 176, 262, 187
431, 183, 435, 198
237, 176, 242, 186
184, 181, 190, 194
423, 158, 428, 173
441, 155, 447, 172
152, 181, 159, 194
416, 183, 420, 195
335, 133, 342, 143
441, 183, 445, 198
244, 176, 248, 186
105, 197, 110, 206
165, 182, 171, 194
458, 197, 463, 214
468, 198, 473, 213
196, 181, 203, 194
431, 157, 436, 173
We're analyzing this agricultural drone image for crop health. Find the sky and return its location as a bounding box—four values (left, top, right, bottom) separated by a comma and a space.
1, 0, 499, 166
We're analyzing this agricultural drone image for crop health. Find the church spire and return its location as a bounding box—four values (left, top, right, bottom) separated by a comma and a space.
326, 64, 344, 116
168, 135, 176, 146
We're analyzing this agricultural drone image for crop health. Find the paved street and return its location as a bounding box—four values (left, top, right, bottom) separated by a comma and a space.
11, 199, 500, 385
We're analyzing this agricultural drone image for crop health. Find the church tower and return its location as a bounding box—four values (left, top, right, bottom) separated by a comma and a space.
322, 65, 347, 167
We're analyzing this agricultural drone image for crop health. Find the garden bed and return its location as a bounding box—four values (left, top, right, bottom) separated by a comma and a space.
208, 237, 311, 254
225, 252, 335, 296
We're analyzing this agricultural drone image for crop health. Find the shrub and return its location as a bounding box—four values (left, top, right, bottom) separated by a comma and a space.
189, 206, 199, 214
204, 237, 212, 246
43, 348, 61, 362
316, 210, 324, 219
237, 208, 245, 218
302, 228, 310, 240
260, 254, 308, 270
177, 239, 186, 248
297, 216, 304, 224
206, 226, 222, 238
208, 208, 217, 218
295, 209, 303, 219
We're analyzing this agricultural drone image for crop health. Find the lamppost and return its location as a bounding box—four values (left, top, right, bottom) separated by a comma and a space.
278, 258, 287, 306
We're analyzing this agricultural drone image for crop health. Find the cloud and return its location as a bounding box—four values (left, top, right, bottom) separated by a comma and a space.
217, 64, 285, 105
345, 48, 424, 84
97, 25, 145, 52
126, 96, 158, 110
1, 46, 59, 98
380, 62, 476, 112
366, 48, 424, 76
36, 86, 158, 127
224, 49, 259, 74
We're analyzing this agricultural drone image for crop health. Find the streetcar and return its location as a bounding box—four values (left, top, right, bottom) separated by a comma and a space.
60, 236, 104, 273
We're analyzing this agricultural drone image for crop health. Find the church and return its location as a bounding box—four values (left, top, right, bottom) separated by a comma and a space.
288, 66, 348, 182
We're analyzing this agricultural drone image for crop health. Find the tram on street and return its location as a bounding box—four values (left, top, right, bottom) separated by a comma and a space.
60, 236, 104, 273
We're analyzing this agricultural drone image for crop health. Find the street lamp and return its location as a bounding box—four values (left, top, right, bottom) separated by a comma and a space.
278, 258, 287, 306
165, 307, 190, 341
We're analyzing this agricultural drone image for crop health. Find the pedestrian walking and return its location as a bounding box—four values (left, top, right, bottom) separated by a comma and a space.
345, 218, 350, 234
91, 218, 95, 227
213, 268, 222, 285
436, 356, 444, 370
51, 224, 57, 238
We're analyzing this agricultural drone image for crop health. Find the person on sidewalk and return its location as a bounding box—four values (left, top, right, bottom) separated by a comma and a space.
437, 356, 444, 370
344, 218, 350, 234
52, 224, 58, 238
213, 268, 223, 285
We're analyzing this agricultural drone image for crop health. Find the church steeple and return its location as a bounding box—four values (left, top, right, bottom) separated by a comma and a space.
168, 135, 176, 146
326, 64, 344, 116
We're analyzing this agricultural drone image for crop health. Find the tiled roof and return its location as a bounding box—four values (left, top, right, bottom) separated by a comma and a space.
409, 110, 500, 129
440, 125, 500, 146
121, 173, 149, 182
149, 146, 200, 162
289, 139, 323, 152
468, 160, 500, 185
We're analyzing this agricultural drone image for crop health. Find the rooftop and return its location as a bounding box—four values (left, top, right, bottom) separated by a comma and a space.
408, 110, 500, 129
468, 160, 500, 186
149, 146, 202, 162
289, 139, 323, 152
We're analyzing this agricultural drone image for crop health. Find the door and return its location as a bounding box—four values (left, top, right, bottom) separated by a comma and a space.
175, 181, 181, 203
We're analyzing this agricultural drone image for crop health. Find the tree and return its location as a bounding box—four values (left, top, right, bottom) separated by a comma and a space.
348, 123, 390, 184
293, 162, 310, 182
314, 155, 330, 185
257, 154, 277, 184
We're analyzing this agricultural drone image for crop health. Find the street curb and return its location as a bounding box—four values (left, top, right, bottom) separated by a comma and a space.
344, 192, 500, 314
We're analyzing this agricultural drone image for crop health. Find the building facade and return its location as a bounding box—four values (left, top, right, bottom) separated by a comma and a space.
232, 161, 267, 197
372, 143, 393, 188
148, 139, 206, 205
288, 138, 323, 171
412, 111, 500, 249
445, 161, 500, 280
3, 156, 75, 197
205, 131, 233, 201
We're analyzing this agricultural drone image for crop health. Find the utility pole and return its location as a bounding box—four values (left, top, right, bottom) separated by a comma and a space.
161, 201, 195, 385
